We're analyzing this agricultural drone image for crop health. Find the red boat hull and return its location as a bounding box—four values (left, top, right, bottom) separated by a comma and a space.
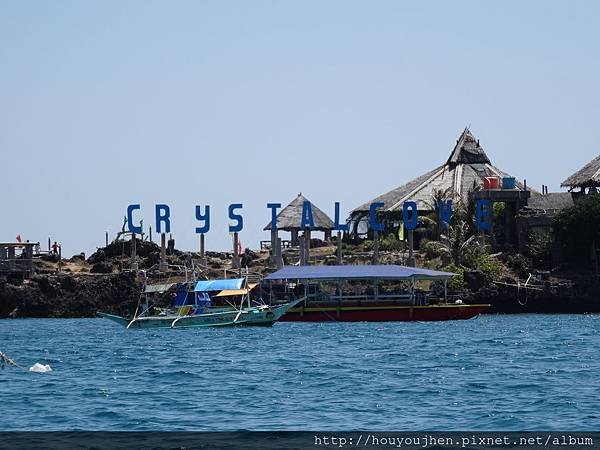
279, 303, 489, 322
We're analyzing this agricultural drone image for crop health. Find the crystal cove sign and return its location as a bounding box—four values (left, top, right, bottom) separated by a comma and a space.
125, 199, 493, 234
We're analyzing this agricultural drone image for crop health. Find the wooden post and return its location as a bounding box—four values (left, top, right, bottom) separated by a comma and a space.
291, 229, 299, 247
372, 230, 379, 264
276, 237, 283, 269
270, 229, 278, 265
58, 245, 62, 272
131, 234, 138, 271
48, 238, 51, 253
200, 233, 206, 266
149, 225, 153, 243
304, 228, 311, 265
407, 230, 415, 267
159, 233, 167, 272
105, 231, 109, 247
336, 231, 343, 265
299, 235, 305, 265
232, 232, 240, 269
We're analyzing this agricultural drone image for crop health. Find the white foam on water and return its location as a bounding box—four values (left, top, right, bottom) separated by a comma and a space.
29, 363, 52, 373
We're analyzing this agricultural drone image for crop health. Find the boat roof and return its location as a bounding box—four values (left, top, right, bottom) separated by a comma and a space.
194, 278, 245, 292
214, 283, 258, 297
264, 265, 455, 281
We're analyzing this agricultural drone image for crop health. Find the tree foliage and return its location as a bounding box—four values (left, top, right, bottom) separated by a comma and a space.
553, 194, 600, 267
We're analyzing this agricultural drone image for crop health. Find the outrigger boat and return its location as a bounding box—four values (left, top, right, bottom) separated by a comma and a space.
264, 265, 489, 322
99, 276, 301, 329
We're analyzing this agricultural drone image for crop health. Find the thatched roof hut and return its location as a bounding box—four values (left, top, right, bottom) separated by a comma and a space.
264, 193, 334, 232
561, 155, 600, 191
352, 128, 525, 214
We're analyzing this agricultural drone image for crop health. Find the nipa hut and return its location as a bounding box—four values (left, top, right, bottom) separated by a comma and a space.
264, 193, 335, 246
561, 155, 600, 193
349, 128, 527, 236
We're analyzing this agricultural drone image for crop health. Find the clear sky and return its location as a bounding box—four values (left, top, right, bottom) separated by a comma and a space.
1, 1, 599, 255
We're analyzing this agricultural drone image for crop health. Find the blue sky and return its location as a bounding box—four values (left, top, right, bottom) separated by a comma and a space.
1, 1, 599, 255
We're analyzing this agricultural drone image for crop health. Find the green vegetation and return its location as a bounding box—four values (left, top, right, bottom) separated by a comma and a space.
553, 194, 600, 267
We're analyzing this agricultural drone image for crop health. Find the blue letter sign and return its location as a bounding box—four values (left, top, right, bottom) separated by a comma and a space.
195, 205, 210, 234
438, 200, 453, 229
334, 202, 348, 231
475, 199, 492, 231
228, 204, 243, 232
267, 203, 281, 230
369, 202, 384, 232
402, 201, 418, 231
301, 201, 315, 229
126, 204, 142, 234
155, 204, 171, 234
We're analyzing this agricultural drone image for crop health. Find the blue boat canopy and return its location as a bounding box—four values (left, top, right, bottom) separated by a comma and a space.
194, 278, 245, 292
264, 265, 455, 281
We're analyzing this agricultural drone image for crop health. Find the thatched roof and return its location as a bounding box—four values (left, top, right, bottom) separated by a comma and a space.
264, 194, 335, 231
524, 192, 575, 213
352, 128, 526, 213
561, 155, 600, 189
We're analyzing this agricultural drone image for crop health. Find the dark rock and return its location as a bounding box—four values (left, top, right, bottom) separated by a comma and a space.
70, 253, 86, 261
464, 270, 486, 292
90, 262, 114, 274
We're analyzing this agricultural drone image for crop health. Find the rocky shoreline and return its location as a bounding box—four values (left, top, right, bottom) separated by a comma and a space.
1, 239, 599, 319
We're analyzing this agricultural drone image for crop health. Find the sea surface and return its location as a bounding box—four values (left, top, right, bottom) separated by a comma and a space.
0, 315, 598, 431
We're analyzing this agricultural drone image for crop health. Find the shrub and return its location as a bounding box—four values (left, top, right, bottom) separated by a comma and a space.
379, 234, 404, 252
528, 229, 553, 268
443, 263, 466, 291
473, 254, 503, 283
422, 241, 449, 259
506, 253, 531, 273
554, 194, 600, 267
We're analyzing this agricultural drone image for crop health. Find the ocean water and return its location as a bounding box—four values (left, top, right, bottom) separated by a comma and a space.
0, 315, 598, 431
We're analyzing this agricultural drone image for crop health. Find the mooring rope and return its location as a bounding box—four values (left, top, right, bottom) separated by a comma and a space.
0, 351, 28, 371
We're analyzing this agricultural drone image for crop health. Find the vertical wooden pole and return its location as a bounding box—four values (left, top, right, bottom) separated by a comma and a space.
372, 230, 379, 264
232, 232, 240, 269
58, 245, 62, 272
299, 235, 305, 265
48, 238, 51, 253
408, 230, 414, 267
200, 233, 206, 266
304, 228, 311, 265
105, 231, 109, 247
336, 231, 342, 265
276, 237, 283, 269
131, 234, 138, 270
159, 233, 167, 272
270, 229, 278, 265
149, 226, 153, 243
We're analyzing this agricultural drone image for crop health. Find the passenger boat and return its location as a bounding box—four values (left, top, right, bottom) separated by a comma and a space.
99, 276, 301, 329
263, 265, 489, 322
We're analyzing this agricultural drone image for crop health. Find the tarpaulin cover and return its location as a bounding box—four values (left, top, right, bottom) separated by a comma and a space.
194, 278, 245, 292
144, 283, 176, 293
264, 265, 455, 281
172, 287, 190, 307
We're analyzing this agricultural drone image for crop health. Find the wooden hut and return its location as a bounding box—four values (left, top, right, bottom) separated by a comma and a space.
264, 193, 334, 246
561, 155, 600, 193
0, 242, 38, 279
349, 128, 528, 236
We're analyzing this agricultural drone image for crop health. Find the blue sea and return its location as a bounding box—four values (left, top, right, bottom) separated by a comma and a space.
0, 315, 598, 431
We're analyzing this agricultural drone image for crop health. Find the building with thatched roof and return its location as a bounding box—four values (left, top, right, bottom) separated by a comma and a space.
561, 155, 600, 193
349, 128, 528, 236
264, 193, 334, 245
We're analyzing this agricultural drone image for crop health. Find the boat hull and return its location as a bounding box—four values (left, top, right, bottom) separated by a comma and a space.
278, 303, 489, 322
97, 300, 300, 329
